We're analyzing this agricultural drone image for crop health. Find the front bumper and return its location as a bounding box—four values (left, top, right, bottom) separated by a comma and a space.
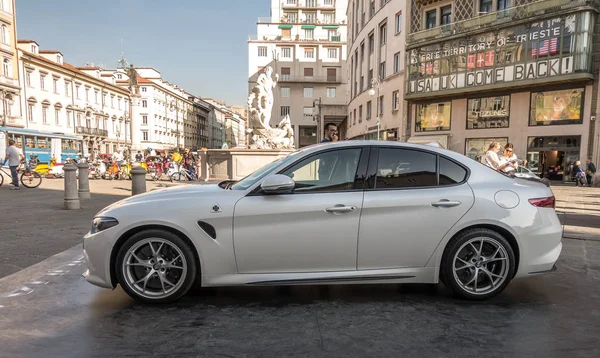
82, 231, 114, 289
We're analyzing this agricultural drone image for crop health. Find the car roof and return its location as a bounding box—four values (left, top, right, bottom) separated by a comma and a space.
300, 140, 466, 161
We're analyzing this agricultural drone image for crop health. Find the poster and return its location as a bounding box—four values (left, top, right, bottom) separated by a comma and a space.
416, 102, 451, 132
530, 88, 583, 125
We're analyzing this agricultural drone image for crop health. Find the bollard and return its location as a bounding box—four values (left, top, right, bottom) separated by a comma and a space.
63, 164, 80, 210
77, 162, 91, 200
131, 166, 147, 196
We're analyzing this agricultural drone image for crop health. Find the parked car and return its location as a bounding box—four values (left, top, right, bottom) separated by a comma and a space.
83, 141, 562, 303
513, 166, 541, 180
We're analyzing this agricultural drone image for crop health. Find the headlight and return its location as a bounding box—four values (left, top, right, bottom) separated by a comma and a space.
91, 217, 119, 234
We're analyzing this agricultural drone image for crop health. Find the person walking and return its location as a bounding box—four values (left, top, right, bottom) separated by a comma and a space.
573, 160, 586, 187
2, 140, 23, 190
586, 159, 596, 186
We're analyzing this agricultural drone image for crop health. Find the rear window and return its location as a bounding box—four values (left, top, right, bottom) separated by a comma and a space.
439, 157, 467, 185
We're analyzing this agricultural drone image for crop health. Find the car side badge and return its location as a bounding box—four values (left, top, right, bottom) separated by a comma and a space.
210, 204, 222, 213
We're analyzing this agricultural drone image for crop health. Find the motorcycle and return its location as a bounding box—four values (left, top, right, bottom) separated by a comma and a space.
28, 155, 64, 178
89, 159, 107, 180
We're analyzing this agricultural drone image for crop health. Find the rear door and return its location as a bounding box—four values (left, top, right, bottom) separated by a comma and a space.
357, 147, 475, 270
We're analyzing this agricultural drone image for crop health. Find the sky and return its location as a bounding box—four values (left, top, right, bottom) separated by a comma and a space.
15, 0, 270, 106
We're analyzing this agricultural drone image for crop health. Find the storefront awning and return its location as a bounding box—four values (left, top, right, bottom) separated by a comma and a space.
407, 135, 448, 149
323, 25, 339, 29
279, 24, 293, 29
301, 25, 316, 29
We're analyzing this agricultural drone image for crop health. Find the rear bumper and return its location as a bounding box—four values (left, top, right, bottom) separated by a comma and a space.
528, 263, 558, 275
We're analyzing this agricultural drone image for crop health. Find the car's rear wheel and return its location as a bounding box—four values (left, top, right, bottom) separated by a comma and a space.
116, 229, 197, 304
441, 229, 515, 300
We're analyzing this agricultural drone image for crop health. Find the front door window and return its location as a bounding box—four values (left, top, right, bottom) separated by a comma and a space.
281, 149, 362, 192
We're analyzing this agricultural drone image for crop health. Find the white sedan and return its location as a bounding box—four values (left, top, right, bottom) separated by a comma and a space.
83, 141, 562, 303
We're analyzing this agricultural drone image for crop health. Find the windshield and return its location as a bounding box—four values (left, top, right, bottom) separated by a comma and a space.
230, 151, 301, 190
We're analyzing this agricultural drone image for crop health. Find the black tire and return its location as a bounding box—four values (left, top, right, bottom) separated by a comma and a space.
116, 229, 197, 304
170, 173, 178, 182
440, 228, 515, 301
0, 172, 4, 187
20, 171, 42, 188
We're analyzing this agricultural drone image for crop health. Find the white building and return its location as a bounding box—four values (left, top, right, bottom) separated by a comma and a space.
88, 67, 211, 151
17, 40, 132, 157
248, 0, 348, 146
202, 98, 247, 148
346, 0, 407, 141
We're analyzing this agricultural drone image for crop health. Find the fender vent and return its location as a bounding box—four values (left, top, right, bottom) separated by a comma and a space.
197, 221, 217, 240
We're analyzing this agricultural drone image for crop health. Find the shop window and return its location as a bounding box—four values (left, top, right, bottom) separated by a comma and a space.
465, 137, 508, 162
467, 95, 510, 129
530, 88, 584, 126
439, 157, 468, 185
374, 148, 437, 189
416, 102, 451, 132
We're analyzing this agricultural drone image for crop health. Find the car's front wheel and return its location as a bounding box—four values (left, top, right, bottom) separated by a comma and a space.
116, 229, 197, 303
441, 228, 515, 300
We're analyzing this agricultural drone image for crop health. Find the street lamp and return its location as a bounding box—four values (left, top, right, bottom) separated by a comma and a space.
313, 97, 322, 143
1, 91, 14, 127
368, 77, 381, 140
169, 100, 180, 149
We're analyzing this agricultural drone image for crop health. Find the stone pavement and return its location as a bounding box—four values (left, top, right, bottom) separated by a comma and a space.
552, 184, 600, 241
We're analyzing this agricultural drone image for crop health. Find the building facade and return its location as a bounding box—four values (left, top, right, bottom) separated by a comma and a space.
202, 98, 248, 148
16, 40, 131, 156
406, 0, 600, 181
91, 67, 211, 152
346, 0, 407, 141
0, 0, 22, 128
249, 0, 348, 146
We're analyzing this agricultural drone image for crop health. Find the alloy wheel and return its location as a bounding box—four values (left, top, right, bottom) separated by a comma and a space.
452, 237, 509, 296
122, 238, 187, 300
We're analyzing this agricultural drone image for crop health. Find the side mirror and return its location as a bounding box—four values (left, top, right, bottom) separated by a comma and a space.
261, 174, 295, 194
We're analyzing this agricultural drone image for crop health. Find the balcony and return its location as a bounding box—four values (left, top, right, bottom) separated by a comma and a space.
257, 17, 272, 23
75, 126, 108, 137
282, 1, 334, 9
407, 0, 599, 48
248, 34, 344, 43
0, 75, 19, 87
279, 75, 342, 84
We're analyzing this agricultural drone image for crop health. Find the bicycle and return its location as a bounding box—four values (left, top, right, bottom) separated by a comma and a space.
0, 161, 43, 188
170, 165, 198, 182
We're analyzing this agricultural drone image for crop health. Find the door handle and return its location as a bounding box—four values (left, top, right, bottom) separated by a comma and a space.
431, 200, 462, 208
325, 205, 357, 214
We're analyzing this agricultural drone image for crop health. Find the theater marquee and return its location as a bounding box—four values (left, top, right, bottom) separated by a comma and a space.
407, 13, 594, 95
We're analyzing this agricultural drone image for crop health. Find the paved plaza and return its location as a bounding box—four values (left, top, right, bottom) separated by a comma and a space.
0, 178, 599, 357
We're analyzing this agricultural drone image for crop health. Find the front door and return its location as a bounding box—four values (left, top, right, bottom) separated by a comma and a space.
233, 147, 367, 274
357, 147, 474, 270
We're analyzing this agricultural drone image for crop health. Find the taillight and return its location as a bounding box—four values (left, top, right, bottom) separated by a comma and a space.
528, 196, 555, 209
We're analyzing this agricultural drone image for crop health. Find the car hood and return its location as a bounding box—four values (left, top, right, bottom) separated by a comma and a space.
96, 184, 237, 216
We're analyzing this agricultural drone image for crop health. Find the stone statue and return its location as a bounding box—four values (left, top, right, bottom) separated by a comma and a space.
126, 64, 138, 87
247, 66, 295, 150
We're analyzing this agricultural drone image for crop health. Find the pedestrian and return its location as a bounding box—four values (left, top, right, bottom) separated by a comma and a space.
585, 159, 596, 186
573, 160, 586, 187
113, 149, 124, 170
2, 139, 23, 190
498, 143, 519, 174
321, 123, 339, 143
482, 142, 513, 172
135, 151, 143, 163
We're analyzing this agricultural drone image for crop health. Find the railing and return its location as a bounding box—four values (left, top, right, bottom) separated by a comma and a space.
407, 0, 599, 47
75, 126, 108, 137
258, 17, 346, 25
257, 17, 272, 23
279, 75, 342, 83
248, 34, 344, 42
283, 0, 333, 7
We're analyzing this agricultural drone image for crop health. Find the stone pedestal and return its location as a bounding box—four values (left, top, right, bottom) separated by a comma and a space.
63, 164, 80, 210
77, 162, 91, 200
200, 149, 293, 182
131, 166, 147, 196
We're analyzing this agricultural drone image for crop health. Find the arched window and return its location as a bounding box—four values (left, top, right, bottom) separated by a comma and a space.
2, 58, 9, 77
0, 25, 7, 44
